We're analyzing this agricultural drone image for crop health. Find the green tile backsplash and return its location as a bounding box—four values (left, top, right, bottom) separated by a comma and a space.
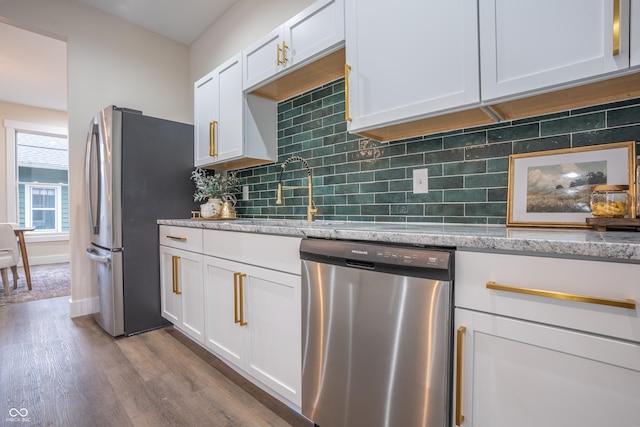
235, 78, 640, 224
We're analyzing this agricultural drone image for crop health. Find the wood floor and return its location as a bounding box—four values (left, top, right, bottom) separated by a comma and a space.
0, 296, 310, 426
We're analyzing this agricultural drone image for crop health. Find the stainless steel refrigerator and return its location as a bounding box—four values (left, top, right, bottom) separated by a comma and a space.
85, 105, 195, 336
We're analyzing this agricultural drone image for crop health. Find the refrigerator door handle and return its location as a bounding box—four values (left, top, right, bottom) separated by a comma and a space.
85, 247, 111, 263
85, 122, 101, 235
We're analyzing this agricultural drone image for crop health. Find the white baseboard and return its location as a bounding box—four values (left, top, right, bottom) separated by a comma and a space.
20, 254, 70, 267
69, 296, 99, 318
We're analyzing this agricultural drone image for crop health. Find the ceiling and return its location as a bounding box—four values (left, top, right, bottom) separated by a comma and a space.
77, 0, 239, 45
0, 0, 238, 112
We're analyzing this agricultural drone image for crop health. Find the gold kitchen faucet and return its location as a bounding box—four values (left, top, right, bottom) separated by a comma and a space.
276, 156, 318, 222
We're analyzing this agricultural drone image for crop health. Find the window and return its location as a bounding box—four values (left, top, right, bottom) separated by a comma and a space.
4, 120, 68, 237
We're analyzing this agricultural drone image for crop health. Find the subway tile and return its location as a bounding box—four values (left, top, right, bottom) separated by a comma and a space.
465, 202, 507, 217
348, 194, 375, 204
512, 135, 571, 154
488, 187, 508, 202
428, 176, 464, 190
443, 160, 486, 175
391, 204, 423, 216
465, 172, 508, 189
390, 179, 412, 192
424, 203, 464, 216
375, 168, 406, 181
347, 171, 375, 183
361, 158, 391, 171
375, 192, 406, 204
323, 195, 347, 205
406, 137, 443, 153
444, 189, 486, 203
465, 142, 511, 160
425, 148, 464, 164
360, 181, 389, 193
336, 205, 360, 215
443, 131, 487, 149
572, 126, 640, 147
487, 157, 509, 173
390, 153, 424, 168
607, 104, 640, 127
540, 112, 604, 136
361, 204, 390, 215
488, 123, 539, 142
335, 162, 360, 174
323, 174, 346, 185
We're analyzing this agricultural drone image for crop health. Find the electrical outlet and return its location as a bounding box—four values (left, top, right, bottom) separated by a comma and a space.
242, 185, 249, 200
413, 169, 429, 194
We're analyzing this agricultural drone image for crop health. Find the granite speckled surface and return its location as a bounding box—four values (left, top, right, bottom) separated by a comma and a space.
158, 218, 640, 263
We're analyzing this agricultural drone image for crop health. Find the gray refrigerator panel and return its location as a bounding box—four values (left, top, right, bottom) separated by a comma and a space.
120, 111, 195, 335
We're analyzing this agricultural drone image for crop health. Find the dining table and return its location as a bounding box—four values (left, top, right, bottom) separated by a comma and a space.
13, 227, 35, 290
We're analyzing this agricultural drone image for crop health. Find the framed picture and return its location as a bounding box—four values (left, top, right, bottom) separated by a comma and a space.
507, 141, 636, 228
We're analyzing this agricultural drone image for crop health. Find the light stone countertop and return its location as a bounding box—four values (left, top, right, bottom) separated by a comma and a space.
158, 218, 640, 263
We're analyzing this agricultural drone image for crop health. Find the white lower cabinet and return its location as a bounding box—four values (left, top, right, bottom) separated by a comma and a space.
203, 255, 301, 407
159, 236, 205, 344
454, 308, 640, 427
453, 250, 640, 427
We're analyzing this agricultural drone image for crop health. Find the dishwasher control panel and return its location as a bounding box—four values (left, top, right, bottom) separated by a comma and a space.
299, 238, 452, 271
345, 243, 450, 269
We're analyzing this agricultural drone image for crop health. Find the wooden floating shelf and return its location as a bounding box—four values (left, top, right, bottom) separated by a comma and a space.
586, 217, 640, 232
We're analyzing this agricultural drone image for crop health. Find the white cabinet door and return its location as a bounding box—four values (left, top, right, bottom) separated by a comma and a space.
345, 0, 480, 133
160, 246, 180, 325
203, 257, 244, 367
203, 255, 302, 407
284, 0, 344, 69
243, 27, 285, 91
193, 70, 217, 167
454, 309, 640, 427
480, 0, 631, 101
243, 0, 344, 90
244, 267, 301, 407
159, 245, 204, 344
194, 53, 243, 167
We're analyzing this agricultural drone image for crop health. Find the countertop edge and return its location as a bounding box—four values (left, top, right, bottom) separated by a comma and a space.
158, 219, 640, 263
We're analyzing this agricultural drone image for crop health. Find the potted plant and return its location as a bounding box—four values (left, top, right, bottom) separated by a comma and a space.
190, 168, 241, 218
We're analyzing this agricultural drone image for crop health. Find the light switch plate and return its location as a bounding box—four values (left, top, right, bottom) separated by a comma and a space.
413, 168, 429, 194
242, 185, 249, 200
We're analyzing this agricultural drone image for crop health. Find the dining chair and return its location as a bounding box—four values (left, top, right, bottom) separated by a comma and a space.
0, 223, 20, 296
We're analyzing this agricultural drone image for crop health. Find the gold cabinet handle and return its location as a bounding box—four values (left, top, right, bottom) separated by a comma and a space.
613, 0, 621, 55
209, 121, 217, 157
239, 273, 248, 326
281, 41, 288, 64
486, 281, 636, 310
344, 64, 352, 122
455, 326, 466, 426
171, 256, 182, 295
234, 272, 241, 324
277, 44, 283, 65
166, 235, 187, 241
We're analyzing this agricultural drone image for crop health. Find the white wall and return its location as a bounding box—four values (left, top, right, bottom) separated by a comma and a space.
190, 0, 315, 82
0, 0, 191, 316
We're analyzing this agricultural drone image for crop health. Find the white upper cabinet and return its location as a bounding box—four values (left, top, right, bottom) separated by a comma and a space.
194, 53, 277, 170
194, 54, 243, 167
345, 0, 480, 136
243, 0, 345, 91
480, 0, 631, 101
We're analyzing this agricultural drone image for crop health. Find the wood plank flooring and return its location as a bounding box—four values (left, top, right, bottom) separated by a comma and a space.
0, 296, 311, 426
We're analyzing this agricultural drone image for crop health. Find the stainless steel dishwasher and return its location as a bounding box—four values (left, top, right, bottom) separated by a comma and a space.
300, 238, 454, 427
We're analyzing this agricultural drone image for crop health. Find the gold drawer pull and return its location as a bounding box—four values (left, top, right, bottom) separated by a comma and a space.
166, 235, 187, 241
486, 281, 636, 310
455, 326, 466, 426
